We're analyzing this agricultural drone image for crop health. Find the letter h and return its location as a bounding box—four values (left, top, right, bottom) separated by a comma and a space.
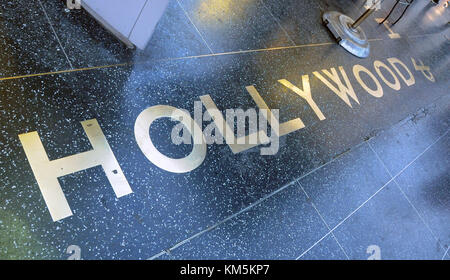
19, 119, 132, 221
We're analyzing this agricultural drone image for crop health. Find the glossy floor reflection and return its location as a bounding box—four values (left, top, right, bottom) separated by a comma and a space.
0, 0, 449, 259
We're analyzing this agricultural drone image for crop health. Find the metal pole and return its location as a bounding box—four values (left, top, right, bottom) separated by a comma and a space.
350, 0, 383, 29
351, 7, 376, 29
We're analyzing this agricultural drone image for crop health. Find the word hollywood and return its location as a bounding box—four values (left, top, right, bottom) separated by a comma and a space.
18, 56, 434, 221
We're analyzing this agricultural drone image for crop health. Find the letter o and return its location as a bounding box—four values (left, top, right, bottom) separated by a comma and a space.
134, 105, 206, 173
374, 60, 401, 91
353, 64, 384, 98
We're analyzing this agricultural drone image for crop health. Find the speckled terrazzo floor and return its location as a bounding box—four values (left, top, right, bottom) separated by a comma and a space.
0, 0, 449, 260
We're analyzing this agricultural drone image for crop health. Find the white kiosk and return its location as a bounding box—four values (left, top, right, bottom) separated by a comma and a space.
81, 0, 170, 49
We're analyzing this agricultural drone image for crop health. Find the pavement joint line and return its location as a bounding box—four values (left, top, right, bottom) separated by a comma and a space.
368, 141, 446, 253
295, 129, 449, 260
0, 62, 131, 81
147, 140, 368, 260
443, 247, 450, 260
260, 0, 297, 46
0, 33, 434, 82
295, 143, 392, 259
298, 182, 350, 260
37, 0, 74, 69
407, 33, 445, 38
0, 43, 333, 82
150, 126, 448, 260
176, 0, 214, 54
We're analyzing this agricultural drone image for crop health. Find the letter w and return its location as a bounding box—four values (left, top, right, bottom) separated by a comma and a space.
313, 67, 359, 108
